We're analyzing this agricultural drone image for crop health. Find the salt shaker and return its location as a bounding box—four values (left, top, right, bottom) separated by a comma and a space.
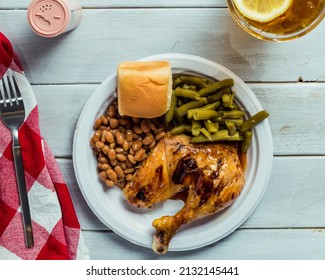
27, 0, 82, 37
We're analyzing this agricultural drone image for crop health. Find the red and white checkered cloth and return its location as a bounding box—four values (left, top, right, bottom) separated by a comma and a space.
0, 33, 89, 259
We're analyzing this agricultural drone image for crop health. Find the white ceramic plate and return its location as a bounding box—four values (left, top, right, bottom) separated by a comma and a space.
73, 53, 273, 252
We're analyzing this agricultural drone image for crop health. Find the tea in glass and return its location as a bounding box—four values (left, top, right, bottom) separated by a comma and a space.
227, 0, 325, 41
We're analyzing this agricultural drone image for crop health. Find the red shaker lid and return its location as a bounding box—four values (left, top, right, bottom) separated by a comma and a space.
27, 0, 70, 37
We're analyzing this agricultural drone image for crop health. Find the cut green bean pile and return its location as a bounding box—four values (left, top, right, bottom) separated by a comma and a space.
165, 74, 269, 153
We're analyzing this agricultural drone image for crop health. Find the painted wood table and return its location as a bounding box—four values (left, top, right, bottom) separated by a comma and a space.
1, 1, 325, 259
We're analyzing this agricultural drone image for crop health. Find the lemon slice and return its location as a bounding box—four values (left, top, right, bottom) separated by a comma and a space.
233, 0, 293, 22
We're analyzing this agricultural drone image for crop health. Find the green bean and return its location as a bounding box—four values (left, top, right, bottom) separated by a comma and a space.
181, 84, 197, 91
165, 90, 177, 123
177, 98, 207, 117
203, 120, 219, 133
241, 130, 253, 154
187, 101, 220, 119
191, 130, 228, 143
215, 118, 244, 127
200, 128, 213, 141
190, 130, 242, 143
227, 132, 242, 141
168, 74, 269, 153
198, 101, 221, 111
206, 87, 231, 103
172, 76, 182, 89
225, 120, 236, 136
222, 93, 235, 109
175, 87, 200, 100
218, 110, 245, 119
199, 79, 234, 97
240, 110, 269, 132
191, 120, 201, 136
180, 75, 212, 88
193, 110, 219, 121
170, 124, 192, 135
174, 106, 184, 124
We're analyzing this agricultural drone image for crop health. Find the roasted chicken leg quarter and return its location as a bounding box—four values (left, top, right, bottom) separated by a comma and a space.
123, 134, 245, 254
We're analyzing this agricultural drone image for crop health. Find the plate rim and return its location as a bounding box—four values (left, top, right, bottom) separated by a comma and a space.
73, 53, 273, 252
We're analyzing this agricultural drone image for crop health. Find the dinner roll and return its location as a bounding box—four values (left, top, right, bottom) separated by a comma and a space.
117, 61, 172, 118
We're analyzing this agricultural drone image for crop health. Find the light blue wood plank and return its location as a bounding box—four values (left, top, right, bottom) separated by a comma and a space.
81, 229, 325, 259
0, 9, 324, 84
0, 0, 227, 9
58, 156, 325, 230
32, 83, 325, 156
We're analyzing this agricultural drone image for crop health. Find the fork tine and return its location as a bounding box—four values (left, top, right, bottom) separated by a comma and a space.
6, 76, 16, 106
12, 76, 22, 104
1, 77, 10, 107
0, 78, 4, 103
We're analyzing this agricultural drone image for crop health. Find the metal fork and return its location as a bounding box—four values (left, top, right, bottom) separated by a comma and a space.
0, 75, 34, 248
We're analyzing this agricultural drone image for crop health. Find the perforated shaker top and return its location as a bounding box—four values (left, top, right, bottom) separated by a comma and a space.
27, 0, 70, 37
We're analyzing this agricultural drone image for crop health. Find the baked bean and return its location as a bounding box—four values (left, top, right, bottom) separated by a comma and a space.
115, 147, 124, 154
100, 115, 109, 125
99, 171, 107, 180
127, 154, 137, 164
125, 174, 133, 181
110, 118, 119, 129
100, 130, 107, 142
90, 138, 95, 148
134, 148, 146, 161
141, 120, 151, 133
119, 119, 130, 126
132, 140, 142, 151
105, 131, 115, 143
122, 139, 129, 151
94, 118, 102, 129
107, 169, 118, 181
101, 163, 110, 171
107, 105, 117, 117
124, 168, 135, 174
143, 134, 154, 145
132, 133, 139, 140
102, 145, 110, 154
133, 125, 142, 134
115, 131, 125, 145
93, 130, 102, 141
91, 97, 168, 190
117, 126, 126, 134
100, 156, 109, 164
114, 165, 125, 179
132, 117, 141, 124
105, 179, 115, 187
155, 131, 166, 141
149, 139, 156, 150
108, 149, 116, 160
148, 121, 156, 131
117, 154, 127, 162
95, 141, 104, 150
125, 130, 133, 141
125, 160, 133, 168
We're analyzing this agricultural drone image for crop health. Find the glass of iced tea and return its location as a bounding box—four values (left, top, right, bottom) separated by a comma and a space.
227, 0, 325, 41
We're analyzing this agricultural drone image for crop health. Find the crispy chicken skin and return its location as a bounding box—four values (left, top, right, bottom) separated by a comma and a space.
123, 134, 245, 254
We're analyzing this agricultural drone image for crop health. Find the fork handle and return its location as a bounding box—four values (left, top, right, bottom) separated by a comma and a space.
12, 140, 34, 248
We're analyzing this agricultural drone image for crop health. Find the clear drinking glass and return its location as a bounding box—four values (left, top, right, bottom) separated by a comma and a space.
226, 0, 325, 42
